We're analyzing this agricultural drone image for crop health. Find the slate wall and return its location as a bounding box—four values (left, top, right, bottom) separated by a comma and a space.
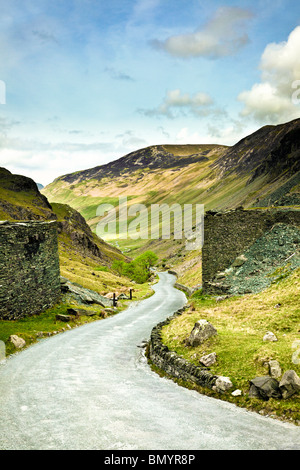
0, 220, 61, 320
202, 208, 300, 294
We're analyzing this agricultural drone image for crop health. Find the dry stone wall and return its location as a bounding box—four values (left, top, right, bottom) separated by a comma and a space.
0, 220, 61, 320
202, 208, 300, 295
148, 307, 218, 390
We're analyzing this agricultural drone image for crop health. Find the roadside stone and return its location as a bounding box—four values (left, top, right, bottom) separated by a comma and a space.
213, 376, 233, 393
105, 308, 116, 314
268, 360, 282, 378
186, 320, 217, 347
232, 389, 242, 397
67, 308, 97, 317
279, 370, 300, 399
249, 376, 282, 400
61, 279, 113, 307
263, 331, 278, 342
9, 335, 26, 349
199, 352, 217, 367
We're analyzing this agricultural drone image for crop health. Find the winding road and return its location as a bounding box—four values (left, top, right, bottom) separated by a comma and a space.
0, 272, 299, 450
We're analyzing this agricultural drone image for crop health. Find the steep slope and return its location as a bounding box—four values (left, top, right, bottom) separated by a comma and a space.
43, 118, 300, 240
56, 144, 224, 184
0, 168, 131, 292
213, 118, 300, 179
211, 117, 300, 209
0, 167, 55, 220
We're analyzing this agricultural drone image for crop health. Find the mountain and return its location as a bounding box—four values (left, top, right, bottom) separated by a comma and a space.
42, 118, 300, 286
43, 118, 300, 227
214, 119, 300, 178
57, 144, 227, 184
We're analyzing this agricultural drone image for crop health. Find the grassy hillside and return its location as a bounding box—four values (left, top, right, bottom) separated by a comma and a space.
160, 266, 300, 423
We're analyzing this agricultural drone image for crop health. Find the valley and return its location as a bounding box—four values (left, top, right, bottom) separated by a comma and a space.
0, 117, 299, 426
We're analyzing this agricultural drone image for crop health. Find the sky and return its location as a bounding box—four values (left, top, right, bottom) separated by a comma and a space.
0, 0, 300, 186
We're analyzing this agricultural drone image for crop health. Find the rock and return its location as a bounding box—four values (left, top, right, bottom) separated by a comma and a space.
215, 295, 230, 302
213, 376, 233, 393
249, 376, 282, 400
118, 293, 130, 300
67, 308, 96, 317
215, 272, 226, 280
268, 360, 282, 378
263, 331, 278, 342
9, 335, 26, 349
99, 310, 107, 318
232, 254, 247, 267
199, 352, 217, 367
105, 308, 116, 314
61, 279, 113, 307
279, 370, 300, 399
232, 389, 242, 397
56, 314, 74, 322
186, 320, 217, 347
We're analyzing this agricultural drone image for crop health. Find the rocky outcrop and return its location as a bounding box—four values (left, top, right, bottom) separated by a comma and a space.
60, 277, 113, 307
212, 118, 300, 182
249, 376, 282, 400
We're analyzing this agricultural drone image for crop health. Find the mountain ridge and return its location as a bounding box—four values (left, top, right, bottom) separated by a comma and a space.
212, 118, 300, 182
43, 118, 300, 219
56, 144, 228, 185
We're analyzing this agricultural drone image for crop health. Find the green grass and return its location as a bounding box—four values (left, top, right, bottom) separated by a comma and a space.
0, 279, 156, 358
161, 267, 300, 423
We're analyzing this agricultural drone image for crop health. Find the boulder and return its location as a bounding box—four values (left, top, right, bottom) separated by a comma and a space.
231, 389, 242, 397
279, 370, 300, 399
263, 331, 278, 342
186, 320, 217, 347
61, 279, 113, 307
268, 360, 282, 378
9, 335, 26, 349
249, 376, 282, 400
213, 376, 233, 393
199, 352, 217, 367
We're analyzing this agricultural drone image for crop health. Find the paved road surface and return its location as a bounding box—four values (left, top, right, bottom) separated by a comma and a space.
0, 272, 299, 450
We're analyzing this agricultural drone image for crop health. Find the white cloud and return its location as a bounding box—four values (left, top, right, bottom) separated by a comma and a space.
238, 26, 300, 123
152, 6, 253, 58
139, 88, 214, 118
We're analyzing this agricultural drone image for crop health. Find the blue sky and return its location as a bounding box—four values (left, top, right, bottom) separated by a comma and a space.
0, 0, 300, 185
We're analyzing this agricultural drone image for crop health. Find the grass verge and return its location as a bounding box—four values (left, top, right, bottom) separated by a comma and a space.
160, 267, 300, 424
0, 280, 156, 358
